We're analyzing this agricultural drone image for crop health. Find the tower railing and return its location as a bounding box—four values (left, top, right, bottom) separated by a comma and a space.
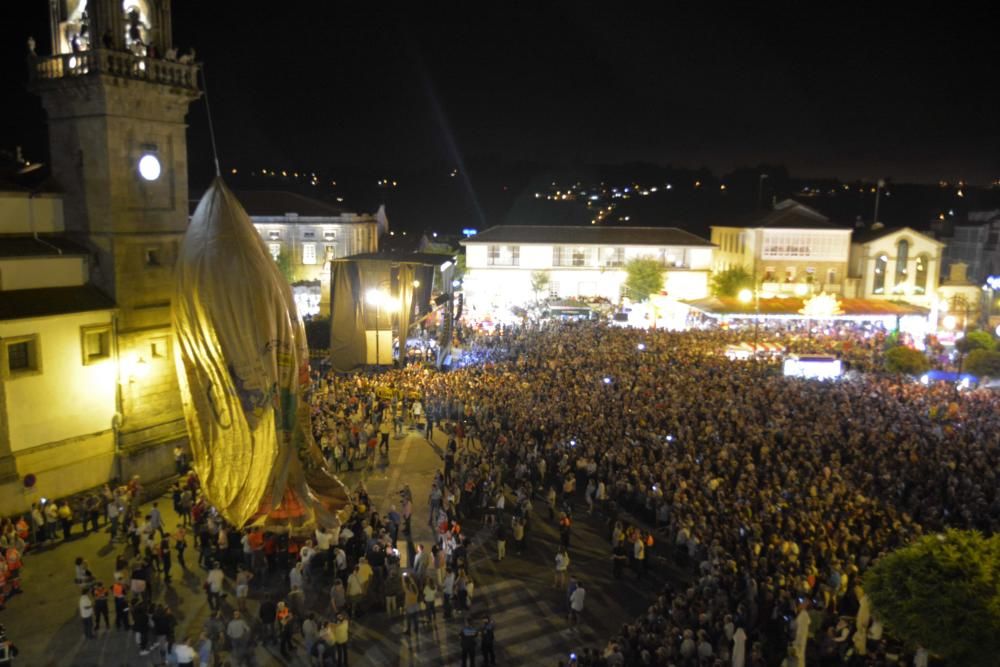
29, 49, 200, 92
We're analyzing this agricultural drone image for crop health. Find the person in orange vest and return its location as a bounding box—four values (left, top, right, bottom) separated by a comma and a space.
14, 517, 29, 543
92, 581, 110, 633
559, 513, 572, 550
4, 547, 21, 586
112, 580, 129, 630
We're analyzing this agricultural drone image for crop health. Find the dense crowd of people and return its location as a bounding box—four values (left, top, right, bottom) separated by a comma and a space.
2, 320, 997, 666
312, 321, 999, 666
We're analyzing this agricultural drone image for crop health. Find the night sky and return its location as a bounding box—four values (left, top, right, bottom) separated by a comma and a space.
2, 4, 999, 188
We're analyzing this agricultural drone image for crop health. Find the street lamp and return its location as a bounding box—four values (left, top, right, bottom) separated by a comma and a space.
366, 287, 399, 370
873, 178, 886, 225
757, 173, 769, 210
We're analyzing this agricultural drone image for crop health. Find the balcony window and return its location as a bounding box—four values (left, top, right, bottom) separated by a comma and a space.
303, 242, 317, 265
599, 247, 624, 267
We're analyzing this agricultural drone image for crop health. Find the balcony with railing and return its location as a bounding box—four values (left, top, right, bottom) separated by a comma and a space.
29, 49, 200, 92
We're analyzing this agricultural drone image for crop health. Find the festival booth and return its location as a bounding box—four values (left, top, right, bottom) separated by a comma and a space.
328, 252, 449, 372
783, 354, 843, 379
723, 341, 785, 360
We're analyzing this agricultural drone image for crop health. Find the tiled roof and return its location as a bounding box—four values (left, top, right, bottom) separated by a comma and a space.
850, 225, 944, 245
715, 200, 846, 230
189, 190, 356, 218
685, 296, 928, 317
0, 235, 90, 258
338, 251, 454, 265
461, 225, 713, 246
0, 285, 116, 320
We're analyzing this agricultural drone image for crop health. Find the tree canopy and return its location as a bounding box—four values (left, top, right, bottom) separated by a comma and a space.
956, 330, 996, 354
274, 250, 294, 284
865, 530, 1000, 667
530, 270, 551, 301
624, 257, 665, 302
964, 349, 1000, 377
884, 346, 930, 375
709, 266, 754, 298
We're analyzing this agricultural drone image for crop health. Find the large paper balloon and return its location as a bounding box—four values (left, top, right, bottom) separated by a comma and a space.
173, 178, 349, 529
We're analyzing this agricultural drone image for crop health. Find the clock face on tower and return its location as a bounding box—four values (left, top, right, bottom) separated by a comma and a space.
138, 153, 162, 181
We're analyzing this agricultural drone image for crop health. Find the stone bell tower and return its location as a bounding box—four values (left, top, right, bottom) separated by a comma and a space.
29, 0, 200, 476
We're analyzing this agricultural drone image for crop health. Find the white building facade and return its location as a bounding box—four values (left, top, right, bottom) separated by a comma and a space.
1, 189, 118, 512
848, 226, 944, 307
461, 225, 714, 314
239, 191, 380, 315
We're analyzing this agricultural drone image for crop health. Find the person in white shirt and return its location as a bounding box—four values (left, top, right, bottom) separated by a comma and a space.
289, 561, 305, 590
172, 637, 197, 667
554, 548, 570, 589
569, 582, 586, 625
205, 562, 225, 610
79, 590, 95, 639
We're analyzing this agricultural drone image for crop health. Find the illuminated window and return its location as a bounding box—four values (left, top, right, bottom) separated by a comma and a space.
268, 243, 281, 259
599, 247, 625, 267
914, 254, 929, 294
487, 245, 519, 266
895, 239, 909, 285
873, 254, 888, 294
81, 325, 111, 365
302, 242, 317, 265
2, 334, 41, 378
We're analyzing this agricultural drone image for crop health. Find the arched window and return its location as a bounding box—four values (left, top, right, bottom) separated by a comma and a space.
914, 253, 929, 294
873, 254, 888, 294
895, 239, 909, 288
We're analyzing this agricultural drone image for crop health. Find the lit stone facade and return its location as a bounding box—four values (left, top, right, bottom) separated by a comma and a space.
11, 0, 200, 504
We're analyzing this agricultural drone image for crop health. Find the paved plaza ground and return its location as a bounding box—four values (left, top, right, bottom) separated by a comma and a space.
2, 425, 678, 666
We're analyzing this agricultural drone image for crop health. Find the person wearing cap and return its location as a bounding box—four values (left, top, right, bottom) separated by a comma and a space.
458, 615, 478, 667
